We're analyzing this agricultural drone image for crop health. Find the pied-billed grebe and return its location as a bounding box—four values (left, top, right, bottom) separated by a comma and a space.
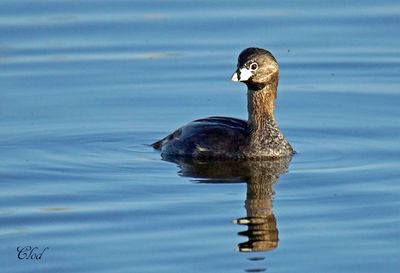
152, 47, 294, 159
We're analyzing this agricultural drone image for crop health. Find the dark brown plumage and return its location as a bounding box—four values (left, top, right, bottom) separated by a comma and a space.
152, 47, 294, 159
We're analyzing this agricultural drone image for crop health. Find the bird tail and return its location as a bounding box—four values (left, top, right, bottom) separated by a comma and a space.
151, 139, 163, 150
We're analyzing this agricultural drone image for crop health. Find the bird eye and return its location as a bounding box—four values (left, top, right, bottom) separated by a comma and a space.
250, 63, 258, 71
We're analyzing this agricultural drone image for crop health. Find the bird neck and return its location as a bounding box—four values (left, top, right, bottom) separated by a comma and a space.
247, 81, 278, 132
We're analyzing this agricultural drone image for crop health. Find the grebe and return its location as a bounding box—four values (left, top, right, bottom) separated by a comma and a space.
152, 47, 294, 159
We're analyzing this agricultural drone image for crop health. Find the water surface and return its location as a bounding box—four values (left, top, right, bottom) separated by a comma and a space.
1, 0, 399, 272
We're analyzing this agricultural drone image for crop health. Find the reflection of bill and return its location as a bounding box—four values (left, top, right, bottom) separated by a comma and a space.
235, 178, 278, 252
167, 156, 291, 253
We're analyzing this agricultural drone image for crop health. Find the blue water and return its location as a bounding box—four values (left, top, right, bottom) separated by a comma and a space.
1, 0, 399, 272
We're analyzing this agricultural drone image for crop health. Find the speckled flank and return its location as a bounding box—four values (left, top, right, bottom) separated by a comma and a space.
152, 47, 294, 159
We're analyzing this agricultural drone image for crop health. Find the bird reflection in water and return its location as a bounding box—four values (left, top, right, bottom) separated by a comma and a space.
165, 156, 291, 254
